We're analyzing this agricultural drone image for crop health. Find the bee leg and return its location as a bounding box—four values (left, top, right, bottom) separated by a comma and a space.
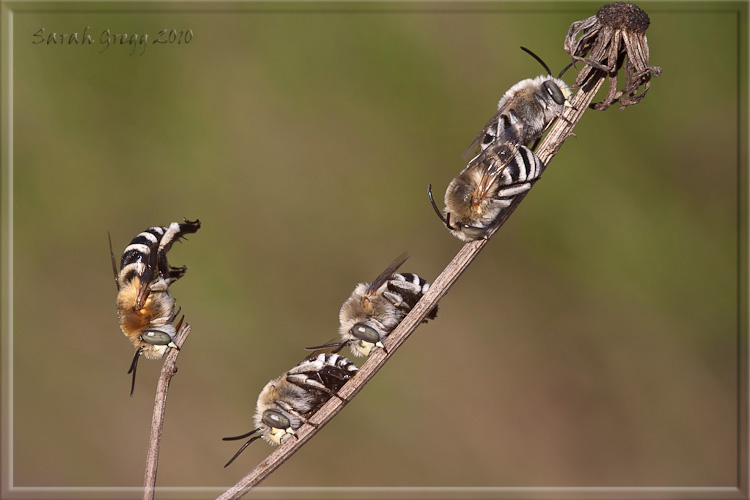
149, 279, 169, 292
127, 347, 143, 397
386, 278, 426, 309
174, 314, 185, 332
301, 416, 320, 429
287, 375, 351, 404
167, 265, 188, 282
558, 113, 575, 126
331, 391, 350, 403
169, 307, 183, 324
382, 290, 408, 309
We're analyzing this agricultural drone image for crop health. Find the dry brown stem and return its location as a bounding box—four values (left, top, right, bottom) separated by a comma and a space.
143, 322, 192, 500
217, 69, 608, 500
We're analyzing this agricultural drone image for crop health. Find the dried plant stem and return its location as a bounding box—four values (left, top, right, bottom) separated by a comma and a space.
218, 76, 606, 500
143, 322, 191, 500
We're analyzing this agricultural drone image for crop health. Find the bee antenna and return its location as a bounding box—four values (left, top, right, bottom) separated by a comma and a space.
520, 46, 553, 77
558, 61, 575, 79
223, 434, 262, 468
127, 347, 143, 397
223, 428, 260, 441
428, 184, 451, 229
304, 341, 348, 352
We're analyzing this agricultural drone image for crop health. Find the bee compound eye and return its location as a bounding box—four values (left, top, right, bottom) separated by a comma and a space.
350, 323, 381, 344
543, 81, 566, 105
262, 409, 291, 430
141, 330, 173, 345
461, 225, 487, 240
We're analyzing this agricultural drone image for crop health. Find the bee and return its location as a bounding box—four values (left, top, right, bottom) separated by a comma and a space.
429, 141, 543, 241
222, 352, 358, 466
463, 46, 573, 161
109, 218, 201, 395
307, 253, 438, 357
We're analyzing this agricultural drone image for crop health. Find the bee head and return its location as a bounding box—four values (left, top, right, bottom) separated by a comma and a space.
141, 328, 175, 346
139, 327, 178, 360
543, 79, 566, 106
258, 408, 297, 445
452, 223, 490, 242
348, 322, 386, 357
542, 77, 573, 109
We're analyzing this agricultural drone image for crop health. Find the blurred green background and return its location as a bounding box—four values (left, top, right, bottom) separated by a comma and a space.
5, 0, 744, 493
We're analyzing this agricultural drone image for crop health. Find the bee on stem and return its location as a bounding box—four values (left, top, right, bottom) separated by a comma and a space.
463, 46, 573, 160
222, 352, 358, 466
430, 141, 543, 242
307, 252, 438, 357
109, 218, 200, 396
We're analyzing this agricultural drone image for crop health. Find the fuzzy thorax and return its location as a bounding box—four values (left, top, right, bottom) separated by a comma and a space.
116, 278, 176, 353
338, 283, 402, 357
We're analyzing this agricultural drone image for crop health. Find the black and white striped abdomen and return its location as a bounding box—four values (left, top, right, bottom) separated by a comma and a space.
385, 273, 438, 320
389, 273, 429, 296
286, 352, 358, 394
495, 145, 543, 200
119, 226, 166, 281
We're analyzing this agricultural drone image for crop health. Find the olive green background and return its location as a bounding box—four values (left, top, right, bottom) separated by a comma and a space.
5, 0, 744, 492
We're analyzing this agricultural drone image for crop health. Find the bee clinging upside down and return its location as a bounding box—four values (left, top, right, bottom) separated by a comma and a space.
307, 253, 438, 357
463, 46, 573, 161
430, 141, 543, 242
109, 218, 201, 395
222, 352, 358, 466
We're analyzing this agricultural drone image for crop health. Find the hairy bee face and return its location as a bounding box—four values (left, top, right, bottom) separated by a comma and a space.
110, 218, 200, 394
222, 353, 357, 465
440, 143, 544, 242
257, 353, 357, 445
339, 272, 438, 357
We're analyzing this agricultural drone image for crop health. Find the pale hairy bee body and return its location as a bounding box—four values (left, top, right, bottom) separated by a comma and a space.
116, 275, 176, 360
436, 142, 544, 242
464, 51, 572, 161
339, 271, 437, 357
432, 49, 569, 242
474, 75, 572, 154
254, 353, 357, 445
110, 219, 200, 393
223, 353, 357, 465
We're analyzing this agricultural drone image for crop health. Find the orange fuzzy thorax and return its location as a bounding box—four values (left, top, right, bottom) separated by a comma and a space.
116, 278, 175, 350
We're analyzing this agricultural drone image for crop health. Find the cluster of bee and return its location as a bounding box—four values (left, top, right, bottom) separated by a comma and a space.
110, 45, 573, 470
110, 231, 436, 463
221, 253, 437, 466
430, 47, 573, 241
110, 219, 201, 396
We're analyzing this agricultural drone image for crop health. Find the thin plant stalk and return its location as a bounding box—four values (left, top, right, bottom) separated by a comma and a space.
143, 322, 191, 500
217, 72, 607, 500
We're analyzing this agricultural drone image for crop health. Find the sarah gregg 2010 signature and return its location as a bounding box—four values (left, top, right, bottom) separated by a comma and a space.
32, 27, 193, 55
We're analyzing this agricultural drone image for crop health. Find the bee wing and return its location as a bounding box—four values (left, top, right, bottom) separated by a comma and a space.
365, 251, 410, 296
108, 232, 120, 290
462, 108, 503, 162
470, 140, 522, 209
304, 340, 349, 355
134, 237, 160, 309
462, 95, 526, 162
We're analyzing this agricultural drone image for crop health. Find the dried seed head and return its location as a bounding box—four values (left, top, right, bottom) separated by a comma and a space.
596, 2, 650, 34
564, 2, 660, 110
